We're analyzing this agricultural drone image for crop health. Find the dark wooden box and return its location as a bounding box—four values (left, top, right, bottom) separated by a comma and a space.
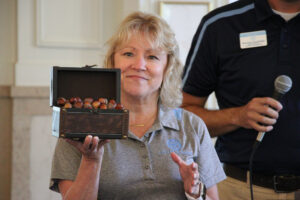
50, 66, 129, 140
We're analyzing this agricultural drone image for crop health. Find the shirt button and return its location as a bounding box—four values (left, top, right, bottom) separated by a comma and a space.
282, 44, 288, 48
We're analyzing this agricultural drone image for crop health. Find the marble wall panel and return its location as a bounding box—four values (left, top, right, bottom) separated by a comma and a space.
11, 87, 61, 200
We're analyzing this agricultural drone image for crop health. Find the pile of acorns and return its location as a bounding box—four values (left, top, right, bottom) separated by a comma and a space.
57, 97, 124, 110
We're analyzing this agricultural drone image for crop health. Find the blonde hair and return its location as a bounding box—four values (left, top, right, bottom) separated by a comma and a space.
104, 11, 182, 108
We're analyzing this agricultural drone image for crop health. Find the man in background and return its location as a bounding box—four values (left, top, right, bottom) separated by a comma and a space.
182, 0, 300, 199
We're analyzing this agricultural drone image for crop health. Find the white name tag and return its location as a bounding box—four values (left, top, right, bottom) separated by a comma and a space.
239, 30, 267, 49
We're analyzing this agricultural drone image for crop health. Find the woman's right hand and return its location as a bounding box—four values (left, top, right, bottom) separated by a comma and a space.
66, 135, 109, 162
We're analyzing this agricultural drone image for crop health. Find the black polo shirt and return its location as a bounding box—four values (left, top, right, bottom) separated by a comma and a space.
182, 0, 300, 174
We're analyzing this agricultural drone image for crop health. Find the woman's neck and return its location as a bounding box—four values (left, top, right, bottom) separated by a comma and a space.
121, 92, 159, 113
122, 94, 159, 138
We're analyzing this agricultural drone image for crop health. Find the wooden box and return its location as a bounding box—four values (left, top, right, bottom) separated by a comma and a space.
50, 66, 129, 140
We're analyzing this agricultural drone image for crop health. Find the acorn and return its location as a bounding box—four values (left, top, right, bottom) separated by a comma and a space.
98, 98, 108, 104
69, 97, 82, 104
69, 97, 76, 104
83, 101, 93, 109
115, 103, 124, 110
75, 97, 82, 103
92, 101, 100, 109
84, 97, 94, 103
73, 101, 83, 108
109, 99, 116, 104
99, 103, 108, 109
108, 99, 116, 109
63, 102, 72, 109
57, 97, 67, 106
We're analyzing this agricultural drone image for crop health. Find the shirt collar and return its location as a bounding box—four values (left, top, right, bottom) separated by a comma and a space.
127, 103, 181, 141
255, 0, 300, 23
157, 104, 180, 131
255, 0, 276, 23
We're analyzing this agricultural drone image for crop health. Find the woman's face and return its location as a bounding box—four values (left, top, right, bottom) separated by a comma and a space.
113, 34, 168, 100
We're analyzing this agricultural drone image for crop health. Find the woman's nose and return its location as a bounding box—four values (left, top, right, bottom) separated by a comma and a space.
132, 55, 146, 70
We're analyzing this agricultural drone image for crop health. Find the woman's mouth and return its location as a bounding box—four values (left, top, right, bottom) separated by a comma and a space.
126, 75, 149, 80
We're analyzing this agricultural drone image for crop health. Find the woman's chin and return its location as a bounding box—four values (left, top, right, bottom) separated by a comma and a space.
126, 92, 147, 98
123, 89, 158, 100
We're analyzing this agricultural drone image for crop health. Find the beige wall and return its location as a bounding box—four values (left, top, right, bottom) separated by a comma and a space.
0, 87, 12, 200
10, 86, 60, 200
0, 0, 16, 86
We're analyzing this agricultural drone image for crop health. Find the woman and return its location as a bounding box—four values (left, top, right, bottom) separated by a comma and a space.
50, 11, 225, 200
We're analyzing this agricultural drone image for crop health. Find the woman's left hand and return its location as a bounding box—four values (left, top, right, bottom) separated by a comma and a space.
171, 152, 201, 198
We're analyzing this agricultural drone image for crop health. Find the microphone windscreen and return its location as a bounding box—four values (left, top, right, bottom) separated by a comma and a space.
274, 75, 292, 94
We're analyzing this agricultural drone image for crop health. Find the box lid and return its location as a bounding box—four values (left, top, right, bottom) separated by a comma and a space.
50, 66, 121, 107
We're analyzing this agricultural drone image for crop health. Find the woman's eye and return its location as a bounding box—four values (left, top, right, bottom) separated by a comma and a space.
149, 55, 159, 60
123, 52, 133, 57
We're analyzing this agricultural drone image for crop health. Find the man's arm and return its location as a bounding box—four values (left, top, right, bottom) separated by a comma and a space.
181, 92, 240, 137
181, 92, 282, 137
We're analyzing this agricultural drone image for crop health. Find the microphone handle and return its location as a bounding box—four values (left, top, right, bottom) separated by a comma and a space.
272, 90, 284, 101
256, 131, 265, 142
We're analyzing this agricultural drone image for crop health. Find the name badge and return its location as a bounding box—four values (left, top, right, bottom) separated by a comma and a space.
239, 30, 267, 49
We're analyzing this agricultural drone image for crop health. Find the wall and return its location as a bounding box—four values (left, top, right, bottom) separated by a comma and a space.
16, 0, 118, 86
0, 0, 16, 86
10, 87, 59, 200
0, 0, 15, 199
0, 87, 12, 200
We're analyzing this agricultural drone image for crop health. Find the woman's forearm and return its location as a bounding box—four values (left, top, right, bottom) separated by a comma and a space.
61, 158, 102, 200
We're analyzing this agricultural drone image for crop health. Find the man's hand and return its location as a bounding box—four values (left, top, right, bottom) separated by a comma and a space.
236, 97, 282, 132
171, 152, 201, 198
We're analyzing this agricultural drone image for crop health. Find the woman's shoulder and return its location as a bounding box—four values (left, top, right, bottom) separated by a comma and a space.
160, 105, 208, 133
165, 106, 205, 122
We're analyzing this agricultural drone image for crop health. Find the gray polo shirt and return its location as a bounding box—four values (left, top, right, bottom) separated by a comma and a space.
50, 104, 226, 200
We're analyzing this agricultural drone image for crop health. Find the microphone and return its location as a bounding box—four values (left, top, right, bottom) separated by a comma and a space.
256, 75, 292, 142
